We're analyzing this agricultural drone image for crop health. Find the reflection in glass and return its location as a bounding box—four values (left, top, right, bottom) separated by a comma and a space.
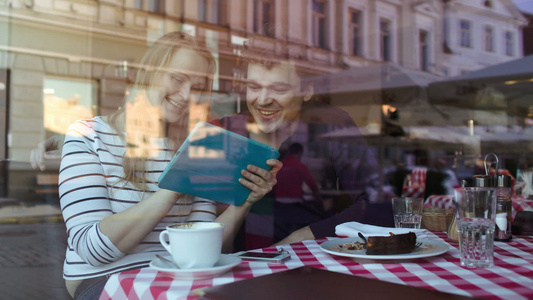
43, 77, 96, 135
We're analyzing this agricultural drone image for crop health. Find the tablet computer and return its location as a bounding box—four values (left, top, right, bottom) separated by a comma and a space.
158, 122, 280, 206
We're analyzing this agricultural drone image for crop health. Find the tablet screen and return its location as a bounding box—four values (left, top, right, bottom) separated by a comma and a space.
158, 122, 279, 206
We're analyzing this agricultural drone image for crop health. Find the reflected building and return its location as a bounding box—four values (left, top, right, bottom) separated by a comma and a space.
43, 93, 93, 135
0, 0, 530, 206
125, 89, 162, 158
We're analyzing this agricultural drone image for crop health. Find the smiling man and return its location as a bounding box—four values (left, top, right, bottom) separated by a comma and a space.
244, 61, 313, 145
215, 39, 390, 248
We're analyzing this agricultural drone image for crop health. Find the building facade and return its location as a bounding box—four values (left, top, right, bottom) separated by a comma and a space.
0, 0, 529, 200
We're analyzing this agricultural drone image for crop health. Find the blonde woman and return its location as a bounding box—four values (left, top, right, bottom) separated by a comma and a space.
59, 32, 281, 299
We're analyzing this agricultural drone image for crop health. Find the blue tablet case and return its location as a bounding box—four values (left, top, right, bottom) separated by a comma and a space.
158, 122, 280, 206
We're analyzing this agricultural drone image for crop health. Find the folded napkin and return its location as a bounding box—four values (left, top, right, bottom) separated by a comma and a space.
335, 222, 429, 238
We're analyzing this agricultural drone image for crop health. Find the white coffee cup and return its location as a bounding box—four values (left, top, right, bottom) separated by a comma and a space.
159, 222, 225, 269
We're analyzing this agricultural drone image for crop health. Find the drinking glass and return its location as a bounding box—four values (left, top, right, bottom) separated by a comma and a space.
392, 197, 423, 229
455, 187, 497, 268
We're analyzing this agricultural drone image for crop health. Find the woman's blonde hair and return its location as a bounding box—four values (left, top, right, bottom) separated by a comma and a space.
109, 31, 216, 190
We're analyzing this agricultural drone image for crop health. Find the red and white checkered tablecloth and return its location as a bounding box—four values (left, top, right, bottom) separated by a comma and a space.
425, 195, 455, 209
512, 196, 533, 217
425, 195, 533, 220
99, 232, 533, 300
402, 168, 427, 198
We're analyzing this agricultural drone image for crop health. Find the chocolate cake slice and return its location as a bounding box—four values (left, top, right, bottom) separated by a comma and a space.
365, 232, 417, 255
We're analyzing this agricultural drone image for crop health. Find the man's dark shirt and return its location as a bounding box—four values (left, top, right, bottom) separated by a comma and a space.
215, 100, 384, 238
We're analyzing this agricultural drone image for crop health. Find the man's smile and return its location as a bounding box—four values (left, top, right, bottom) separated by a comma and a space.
259, 109, 279, 116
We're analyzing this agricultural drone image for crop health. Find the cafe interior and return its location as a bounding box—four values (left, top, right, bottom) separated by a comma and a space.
1, 0, 532, 299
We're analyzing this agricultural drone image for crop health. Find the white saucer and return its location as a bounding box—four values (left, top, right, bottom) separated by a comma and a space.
149, 254, 242, 280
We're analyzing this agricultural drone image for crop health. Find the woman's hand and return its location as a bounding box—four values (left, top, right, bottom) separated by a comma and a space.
239, 159, 283, 204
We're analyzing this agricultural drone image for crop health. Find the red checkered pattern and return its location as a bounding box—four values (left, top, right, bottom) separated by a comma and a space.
511, 197, 533, 219
100, 232, 533, 300
425, 195, 455, 209
402, 168, 427, 199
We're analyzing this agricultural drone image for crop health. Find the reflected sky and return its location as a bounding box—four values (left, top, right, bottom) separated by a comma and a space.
513, 0, 533, 13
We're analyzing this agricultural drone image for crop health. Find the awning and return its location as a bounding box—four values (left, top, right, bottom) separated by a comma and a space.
305, 63, 442, 105
427, 55, 533, 113
318, 125, 480, 153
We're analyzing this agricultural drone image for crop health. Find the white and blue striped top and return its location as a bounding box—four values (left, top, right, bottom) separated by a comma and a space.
59, 116, 216, 280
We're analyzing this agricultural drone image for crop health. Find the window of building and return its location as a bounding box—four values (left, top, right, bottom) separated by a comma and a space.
484, 26, 494, 52
459, 20, 471, 48
349, 9, 362, 56
133, 0, 164, 13
0, 69, 7, 196
198, 0, 225, 25
380, 18, 391, 61
147, 0, 162, 13
198, 0, 207, 22
505, 31, 514, 56
419, 30, 429, 71
312, 0, 327, 48
253, 0, 275, 37
43, 77, 97, 136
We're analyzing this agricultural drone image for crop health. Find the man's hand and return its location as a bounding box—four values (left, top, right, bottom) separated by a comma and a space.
239, 159, 283, 204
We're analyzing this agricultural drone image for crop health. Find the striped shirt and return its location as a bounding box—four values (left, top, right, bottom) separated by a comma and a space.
59, 117, 217, 280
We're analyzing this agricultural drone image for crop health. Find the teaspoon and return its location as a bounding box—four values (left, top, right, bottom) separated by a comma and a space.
156, 254, 179, 268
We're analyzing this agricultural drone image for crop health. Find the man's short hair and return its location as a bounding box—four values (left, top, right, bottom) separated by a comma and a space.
237, 35, 313, 83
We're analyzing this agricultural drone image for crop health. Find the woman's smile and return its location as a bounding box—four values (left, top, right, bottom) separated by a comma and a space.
165, 96, 186, 109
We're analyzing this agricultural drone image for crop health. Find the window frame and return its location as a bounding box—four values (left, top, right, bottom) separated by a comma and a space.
253, 0, 275, 37
459, 19, 472, 48
198, 0, 225, 25
133, 0, 165, 14
505, 30, 514, 56
312, 0, 327, 49
484, 25, 494, 52
349, 8, 362, 56
380, 18, 391, 62
419, 29, 429, 71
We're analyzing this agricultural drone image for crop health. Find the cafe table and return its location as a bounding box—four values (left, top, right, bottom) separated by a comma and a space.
99, 231, 533, 300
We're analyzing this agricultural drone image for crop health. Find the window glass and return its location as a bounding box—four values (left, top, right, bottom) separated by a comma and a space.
147, 0, 161, 13
198, 0, 207, 21
380, 19, 391, 61
198, 0, 223, 24
312, 0, 326, 48
419, 30, 429, 70
460, 20, 471, 47
254, 0, 274, 36
43, 77, 97, 136
485, 26, 494, 52
505, 31, 514, 56
2, 3, 532, 295
350, 9, 362, 56
134, 0, 143, 10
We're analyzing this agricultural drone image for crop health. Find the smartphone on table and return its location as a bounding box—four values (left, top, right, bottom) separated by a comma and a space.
235, 249, 290, 263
